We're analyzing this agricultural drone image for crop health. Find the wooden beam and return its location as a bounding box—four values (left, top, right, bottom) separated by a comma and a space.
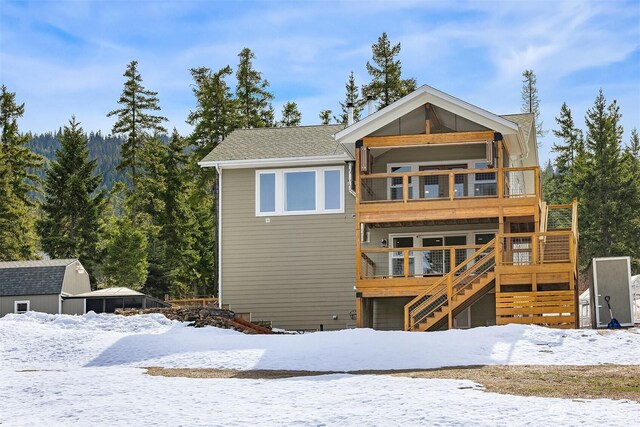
355, 145, 362, 283
425, 103, 431, 134
363, 130, 495, 148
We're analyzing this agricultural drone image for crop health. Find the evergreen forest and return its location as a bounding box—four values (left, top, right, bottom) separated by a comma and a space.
1, 33, 638, 301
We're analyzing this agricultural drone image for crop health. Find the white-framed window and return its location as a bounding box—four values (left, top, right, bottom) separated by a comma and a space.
14, 300, 30, 314
256, 166, 344, 216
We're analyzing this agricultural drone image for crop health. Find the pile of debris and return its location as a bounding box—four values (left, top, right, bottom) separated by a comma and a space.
114, 306, 275, 334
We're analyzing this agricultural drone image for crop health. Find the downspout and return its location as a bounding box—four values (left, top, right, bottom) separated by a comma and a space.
216, 164, 223, 310
509, 126, 530, 164
347, 161, 356, 198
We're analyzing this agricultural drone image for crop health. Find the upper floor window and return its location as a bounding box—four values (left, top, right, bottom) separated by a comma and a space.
256, 166, 344, 216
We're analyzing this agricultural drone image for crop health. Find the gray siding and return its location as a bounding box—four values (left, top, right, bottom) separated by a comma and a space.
0, 294, 60, 317
62, 298, 85, 315
62, 262, 91, 295
220, 165, 356, 331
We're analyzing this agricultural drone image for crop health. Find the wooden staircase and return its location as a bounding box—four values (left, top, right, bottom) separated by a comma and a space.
404, 238, 497, 331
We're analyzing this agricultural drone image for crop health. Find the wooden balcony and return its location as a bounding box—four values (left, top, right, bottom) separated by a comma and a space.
357, 166, 541, 223
358, 244, 485, 297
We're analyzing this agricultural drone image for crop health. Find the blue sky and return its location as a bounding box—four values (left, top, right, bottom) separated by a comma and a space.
1, 0, 639, 162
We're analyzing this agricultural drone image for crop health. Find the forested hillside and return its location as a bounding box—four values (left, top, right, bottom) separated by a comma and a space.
29, 131, 126, 191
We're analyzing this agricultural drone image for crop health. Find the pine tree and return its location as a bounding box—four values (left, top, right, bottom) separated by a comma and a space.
0, 151, 38, 260
158, 129, 199, 297
579, 90, 626, 262
0, 85, 41, 259
187, 66, 239, 157
107, 60, 167, 206
619, 129, 640, 272
362, 33, 417, 109
100, 216, 148, 290
235, 48, 274, 128
337, 71, 363, 124
319, 110, 332, 125
0, 85, 43, 203
521, 70, 545, 139
37, 117, 106, 273
279, 102, 302, 127
550, 102, 584, 203
188, 180, 217, 297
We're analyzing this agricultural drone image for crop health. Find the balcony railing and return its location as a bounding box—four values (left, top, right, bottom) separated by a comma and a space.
359, 166, 539, 203
359, 230, 576, 282
360, 244, 486, 280
499, 231, 575, 266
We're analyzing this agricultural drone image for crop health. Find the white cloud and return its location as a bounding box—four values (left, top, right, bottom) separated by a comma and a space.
0, 0, 637, 155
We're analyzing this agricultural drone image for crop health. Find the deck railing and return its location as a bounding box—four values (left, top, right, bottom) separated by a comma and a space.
499, 231, 574, 265
359, 244, 485, 279
359, 166, 539, 203
404, 238, 497, 330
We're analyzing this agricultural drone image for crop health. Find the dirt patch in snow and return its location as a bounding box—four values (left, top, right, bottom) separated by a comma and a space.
146, 365, 640, 402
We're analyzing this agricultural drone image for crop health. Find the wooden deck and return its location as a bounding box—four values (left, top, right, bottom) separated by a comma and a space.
353, 130, 578, 331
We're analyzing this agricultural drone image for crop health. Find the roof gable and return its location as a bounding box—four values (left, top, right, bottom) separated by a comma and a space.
0, 259, 78, 297
335, 85, 520, 144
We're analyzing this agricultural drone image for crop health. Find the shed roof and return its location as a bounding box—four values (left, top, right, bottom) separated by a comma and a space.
73, 287, 145, 298
0, 259, 77, 296
199, 124, 349, 165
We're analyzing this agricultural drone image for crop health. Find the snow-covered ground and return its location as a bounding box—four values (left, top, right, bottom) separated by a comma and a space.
1, 312, 639, 426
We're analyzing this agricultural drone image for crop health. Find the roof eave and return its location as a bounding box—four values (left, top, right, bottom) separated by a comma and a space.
199, 154, 353, 170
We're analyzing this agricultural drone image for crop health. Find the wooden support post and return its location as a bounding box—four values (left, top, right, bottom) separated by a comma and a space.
404, 302, 410, 331
356, 297, 363, 328
449, 171, 455, 200
495, 241, 502, 294
534, 190, 540, 233
447, 274, 453, 329
450, 248, 456, 273
569, 232, 575, 268
425, 103, 431, 134
402, 174, 409, 203
355, 144, 362, 285
403, 250, 410, 278
535, 166, 541, 201
497, 140, 504, 199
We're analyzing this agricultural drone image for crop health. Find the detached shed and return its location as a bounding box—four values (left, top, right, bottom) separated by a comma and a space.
68, 287, 170, 313
0, 259, 90, 317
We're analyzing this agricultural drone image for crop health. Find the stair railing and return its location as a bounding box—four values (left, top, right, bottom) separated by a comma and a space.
404, 238, 496, 330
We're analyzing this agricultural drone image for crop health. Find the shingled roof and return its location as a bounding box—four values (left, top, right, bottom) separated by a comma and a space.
200, 124, 348, 163
0, 259, 76, 296
501, 113, 535, 146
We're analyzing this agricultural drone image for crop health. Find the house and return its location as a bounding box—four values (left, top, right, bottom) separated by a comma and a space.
0, 259, 90, 317
200, 85, 579, 331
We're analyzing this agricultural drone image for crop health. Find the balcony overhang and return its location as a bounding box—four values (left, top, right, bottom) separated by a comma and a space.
358, 197, 538, 224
